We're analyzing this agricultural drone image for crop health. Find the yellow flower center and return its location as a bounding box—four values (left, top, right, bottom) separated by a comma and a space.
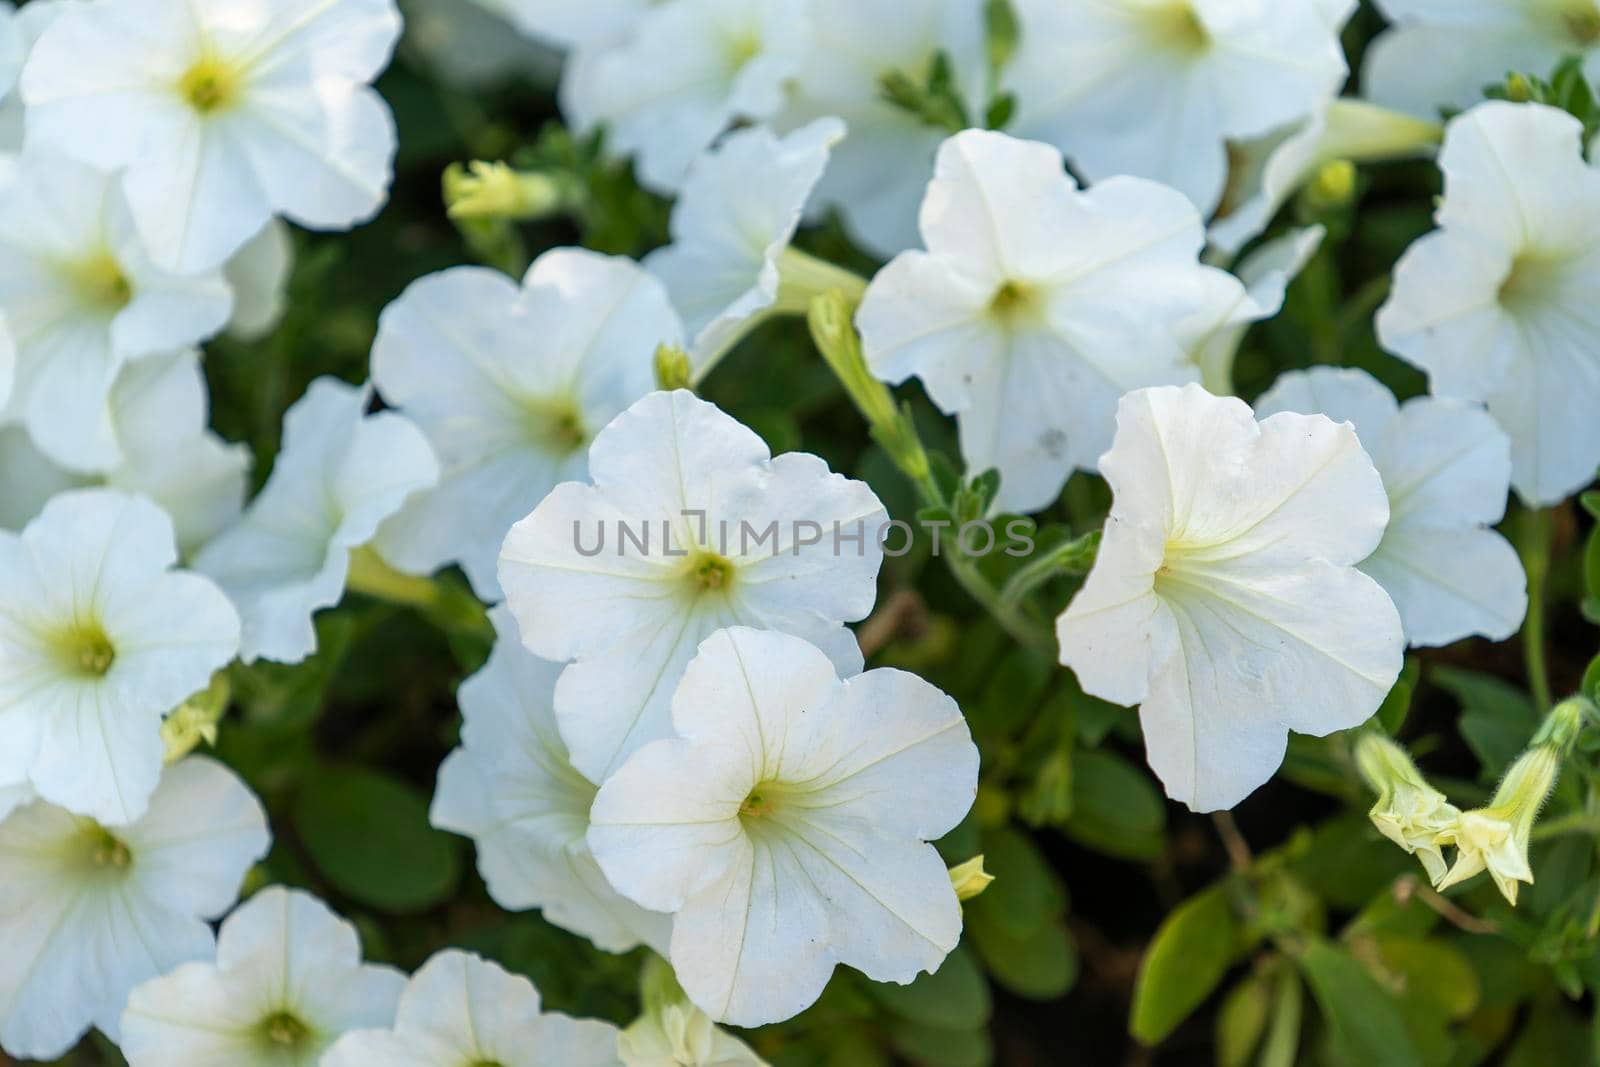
1497, 251, 1566, 313
989, 279, 1044, 329
687, 551, 735, 594
739, 785, 780, 820
724, 29, 762, 70
178, 53, 244, 114
259, 1011, 312, 1049
69, 253, 133, 313
524, 398, 588, 455
1145, 2, 1209, 52
75, 821, 133, 871
54, 621, 117, 678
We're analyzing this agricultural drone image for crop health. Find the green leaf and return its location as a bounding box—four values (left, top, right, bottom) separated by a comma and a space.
1432, 666, 1538, 779
295, 767, 461, 914
1296, 939, 1424, 1067
983, 0, 1020, 74
1372, 938, 1479, 1021
1063, 749, 1167, 861
1291, 815, 1416, 911
1377, 659, 1421, 734
1526, 834, 1594, 916
972, 647, 1055, 739
968, 912, 1078, 1001
1504, 998, 1590, 1067
1131, 883, 1243, 1045
1584, 652, 1600, 707
966, 828, 1067, 939
868, 946, 992, 1030
232, 613, 357, 733
1258, 965, 1304, 1067
889, 1021, 993, 1067
1216, 972, 1272, 1067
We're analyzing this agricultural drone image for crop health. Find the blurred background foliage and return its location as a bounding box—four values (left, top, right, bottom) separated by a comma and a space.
23, 2, 1600, 1065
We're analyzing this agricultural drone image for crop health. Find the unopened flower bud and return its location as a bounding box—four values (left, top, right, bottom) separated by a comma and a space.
444, 161, 569, 222
949, 855, 995, 902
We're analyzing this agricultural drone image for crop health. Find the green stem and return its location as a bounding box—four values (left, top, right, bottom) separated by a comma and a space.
939, 540, 1056, 657
346, 546, 494, 643
1333, 275, 1391, 344
804, 291, 1054, 657
892, 451, 1049, 654
690, 251, 871, 388
1520, 508, 1553, 712
1302, 248, 1342, 367
773, 248, 870, 310
1531, 810, 1600, 841
997, 531, 1099, 611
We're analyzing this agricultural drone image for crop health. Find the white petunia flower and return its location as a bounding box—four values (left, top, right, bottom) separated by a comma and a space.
561, 0, 810, 193
1376, 102, 1600, 506
857, 129, 1225, 514
323, 949, 623, 1067
645, 119, 844, 366
1256, 367, 1527, 646
589, 627, 979, 1027
499, 0, 654, 49
195, 376, 438, 664
0, 0, 65, 160
1364, 0, 1600, 119
120, 887, 406, 1067
21, 0, 404, 272
0, 781, 30, 822
1210, 100, 1442, 256
0, 757, 268, 1060
0, 149, 231, 472
224, 218, 293, 342
500, 389, 886, 783
430, 606, 670, 955
774, 0, 988, 257
1003, 0, 1348, 215
0, 489, 239, 824
0, 313, 13, 414
0, 426, 68, 533
1182, 227, 1325, 395
1056, 384, 1405, 812
0, 349, 250, 557
0, 4, 21, 153
372, 249, 679, 601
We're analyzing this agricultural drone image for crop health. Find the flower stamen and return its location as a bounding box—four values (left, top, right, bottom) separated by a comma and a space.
76, 821, 133, 871
178, 54, 243, 114
68, 253, 133, 313
1145, 2, 1209, 52
688, 551, 735, 594
523, 398, 588, 455
54, 621, 117, 678
259, 1010, 312, 1050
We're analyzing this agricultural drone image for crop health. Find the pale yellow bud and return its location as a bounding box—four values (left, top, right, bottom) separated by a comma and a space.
949, 855, 995, 902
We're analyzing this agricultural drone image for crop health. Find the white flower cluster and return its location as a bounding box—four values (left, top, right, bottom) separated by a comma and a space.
0, 0, 1591, 1058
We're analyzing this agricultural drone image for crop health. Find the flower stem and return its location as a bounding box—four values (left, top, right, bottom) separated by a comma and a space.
1518, 508, 1553, 712
346, 546, 494, 643
1530, 810, 1600, 841
998, 531, 1100, 611
805, 291, 1055, 657
689, 251, 872, 388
